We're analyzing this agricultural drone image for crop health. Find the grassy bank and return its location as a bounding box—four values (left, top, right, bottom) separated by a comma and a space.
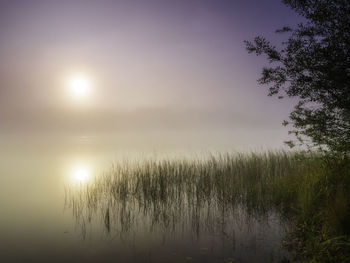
66, 151, 350, 262
277, 153, 350, 262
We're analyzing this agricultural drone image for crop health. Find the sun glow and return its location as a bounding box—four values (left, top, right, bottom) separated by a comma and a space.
68, 75, 91, 98
72, 165, 91, 184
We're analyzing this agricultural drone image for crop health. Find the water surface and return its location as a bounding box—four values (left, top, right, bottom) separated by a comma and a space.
0, 135, 291, 262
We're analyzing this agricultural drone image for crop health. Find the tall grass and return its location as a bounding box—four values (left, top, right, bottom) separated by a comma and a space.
277, 153, 350, 262
66, 151, 350, 262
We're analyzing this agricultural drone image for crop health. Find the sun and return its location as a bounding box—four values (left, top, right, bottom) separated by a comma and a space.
68, 75, 91, 98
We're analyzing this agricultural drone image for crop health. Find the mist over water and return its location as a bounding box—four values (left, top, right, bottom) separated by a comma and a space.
0, 1, 303, 261
0, 134, 293, 263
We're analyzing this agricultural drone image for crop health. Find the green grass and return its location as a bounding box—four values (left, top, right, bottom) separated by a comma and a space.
277, 153, 350, 262
66, 151, 350, 262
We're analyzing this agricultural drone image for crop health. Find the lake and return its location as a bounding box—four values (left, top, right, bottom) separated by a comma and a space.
0, 134, 293, 263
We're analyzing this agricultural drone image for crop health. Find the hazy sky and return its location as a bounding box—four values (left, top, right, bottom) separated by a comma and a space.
0, 0, 302, 150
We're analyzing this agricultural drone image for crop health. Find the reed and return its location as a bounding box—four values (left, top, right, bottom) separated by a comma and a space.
66, 151, 350, 261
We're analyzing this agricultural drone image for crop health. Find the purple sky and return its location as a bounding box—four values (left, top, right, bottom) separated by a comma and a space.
0, 0, 302, 150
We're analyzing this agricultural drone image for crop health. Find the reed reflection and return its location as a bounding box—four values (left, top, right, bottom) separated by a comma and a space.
66, 153, 297, 238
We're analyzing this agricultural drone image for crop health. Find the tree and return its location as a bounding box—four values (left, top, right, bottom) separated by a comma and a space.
245, 0, 350, 153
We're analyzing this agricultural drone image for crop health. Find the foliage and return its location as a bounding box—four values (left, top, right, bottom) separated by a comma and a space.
245, 0, 350, 153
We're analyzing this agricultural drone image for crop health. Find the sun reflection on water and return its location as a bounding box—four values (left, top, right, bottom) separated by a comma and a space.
71, 164, 92, 184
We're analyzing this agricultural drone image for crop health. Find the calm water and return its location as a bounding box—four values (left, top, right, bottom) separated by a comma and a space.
0, 135, 292, 263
